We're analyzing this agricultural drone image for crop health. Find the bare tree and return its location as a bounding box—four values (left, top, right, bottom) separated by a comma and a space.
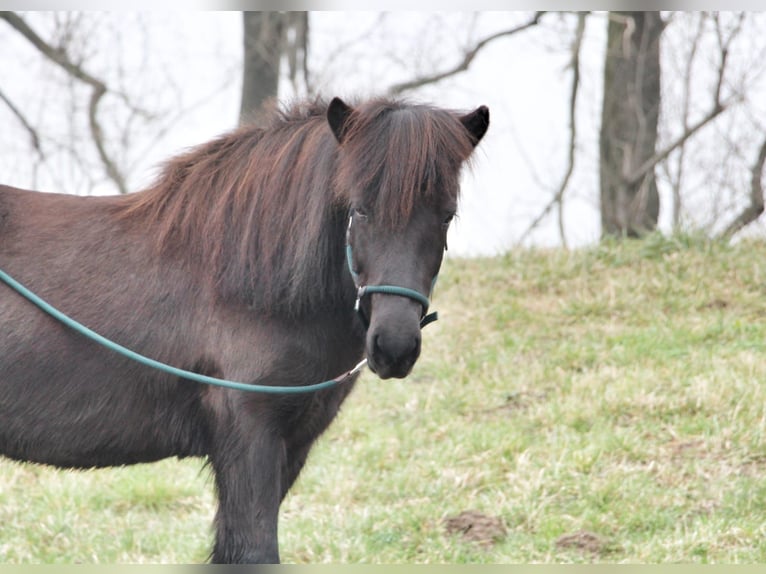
3, 11, 765, 245
313, 11, 765, 243
599, 11, 664, 238
239, 12, 308, 125
0, 12, 243, 197
0, 11, 131, 193
385, 12, 546, 97
664, 12, 707, 232
0, 13, 357, 192
719, 135, 766, 239
517, 12, 587, 248
660, 12, 763, 238
599, 11, 747, 238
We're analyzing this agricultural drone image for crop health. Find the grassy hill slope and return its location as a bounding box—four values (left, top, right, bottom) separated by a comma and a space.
2, 234, 766, 563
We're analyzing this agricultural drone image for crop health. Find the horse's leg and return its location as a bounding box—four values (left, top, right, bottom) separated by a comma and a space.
281, 442, 312, 501
279, 381, 359, 501
209, 420, 285, 564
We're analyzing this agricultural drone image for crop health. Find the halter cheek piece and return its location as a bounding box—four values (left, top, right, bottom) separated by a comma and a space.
345, 211, 440, 330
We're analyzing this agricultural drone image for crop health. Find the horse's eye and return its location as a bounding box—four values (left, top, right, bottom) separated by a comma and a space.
443, 213, 455, 226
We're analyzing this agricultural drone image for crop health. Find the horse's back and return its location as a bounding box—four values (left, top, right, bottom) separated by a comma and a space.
1, 183, 123, 253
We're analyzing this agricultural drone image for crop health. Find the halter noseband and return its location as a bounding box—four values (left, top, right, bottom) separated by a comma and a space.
345, 211, 439, 330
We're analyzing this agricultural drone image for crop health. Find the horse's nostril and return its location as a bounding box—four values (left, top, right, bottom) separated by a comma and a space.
373, 333, 384, 355
370, 331, 420, 365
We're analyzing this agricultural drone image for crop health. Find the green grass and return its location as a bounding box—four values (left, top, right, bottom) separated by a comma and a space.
3, 232, 766, 563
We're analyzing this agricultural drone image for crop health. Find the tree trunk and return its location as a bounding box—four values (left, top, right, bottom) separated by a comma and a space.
240, 12, 286, 125
600, 11, 664, 237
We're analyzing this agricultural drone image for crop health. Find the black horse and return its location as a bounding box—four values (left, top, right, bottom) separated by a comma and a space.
0, 96, 489, 563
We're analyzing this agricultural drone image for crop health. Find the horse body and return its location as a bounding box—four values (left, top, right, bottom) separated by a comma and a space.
0, 97, 488, 563
1, 188, 189, 464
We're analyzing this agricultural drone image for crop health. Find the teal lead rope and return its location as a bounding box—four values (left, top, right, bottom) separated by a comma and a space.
0, 268, 365, 394
1, 211, 440, 393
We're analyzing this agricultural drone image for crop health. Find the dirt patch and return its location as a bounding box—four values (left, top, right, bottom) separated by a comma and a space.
667, 438, 706, 459
555, 530, 610, 555
443, 510, 507, 549
699, 298, 729, 311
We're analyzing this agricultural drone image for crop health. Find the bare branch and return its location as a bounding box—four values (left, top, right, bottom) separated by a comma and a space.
712, 12, 745, 105
86, 83, 128, 194
517, 13, 586, 247
0, 11, 128, 193
0, 12, 104, 90
719, 135, 766, 240
0, 86, 45, 159
386, 12, 547, 96
669, 12, 707, 230
626, 101, 729, 186
625, 17, 748, 187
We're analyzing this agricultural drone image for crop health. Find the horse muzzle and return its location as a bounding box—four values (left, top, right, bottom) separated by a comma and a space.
364, 296, 423, 379
366, 325, 421, 379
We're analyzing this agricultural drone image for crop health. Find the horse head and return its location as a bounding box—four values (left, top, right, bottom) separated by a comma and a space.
328, 97, 489, 379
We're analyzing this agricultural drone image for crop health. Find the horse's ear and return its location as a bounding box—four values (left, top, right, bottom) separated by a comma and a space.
459, 105, 490, 147
327, 97, 354, 144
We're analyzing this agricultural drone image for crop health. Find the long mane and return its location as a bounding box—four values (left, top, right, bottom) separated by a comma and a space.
118, 97, 475, 317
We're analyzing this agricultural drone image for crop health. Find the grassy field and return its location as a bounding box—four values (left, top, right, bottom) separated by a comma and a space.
2, 233, 766, 563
